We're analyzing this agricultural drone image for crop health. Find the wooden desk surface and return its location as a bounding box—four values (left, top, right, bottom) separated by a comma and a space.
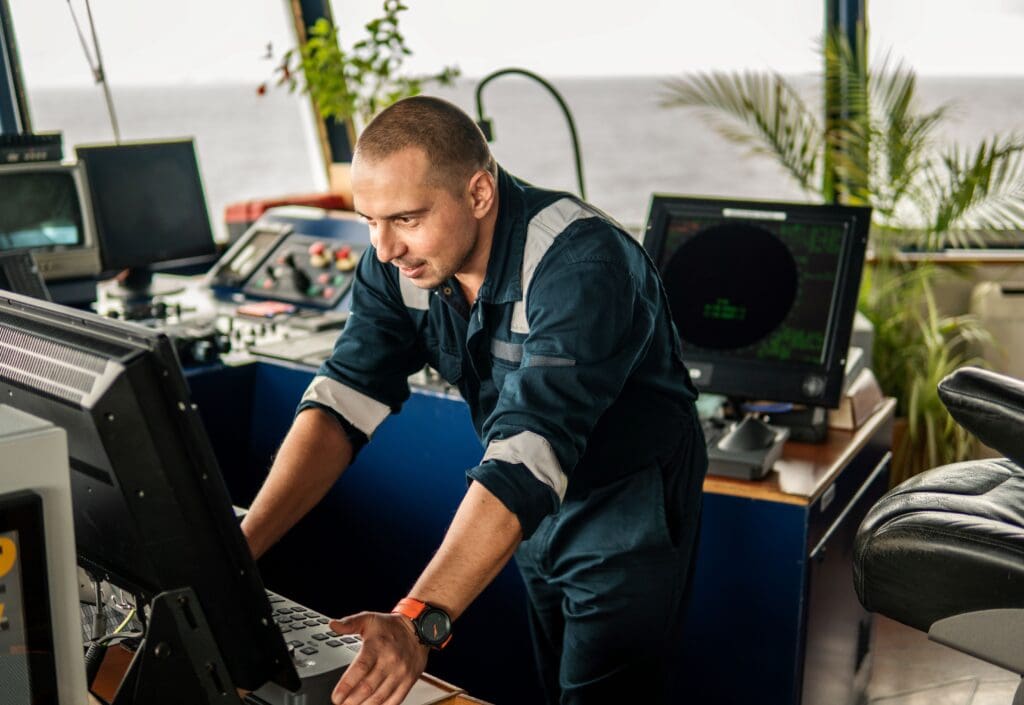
702, 398, 896, 506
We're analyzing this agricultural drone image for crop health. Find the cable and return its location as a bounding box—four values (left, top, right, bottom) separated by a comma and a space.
110, 607, 137, 636
84, 607, 140, 700
64, 0, 121, 142
474, 67, 587, 200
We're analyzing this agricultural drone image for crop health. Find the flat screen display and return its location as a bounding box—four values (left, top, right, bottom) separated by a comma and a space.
644, 196, 870, 407
0, 492, 57, 705
77, 139, 216, 271
0, 529, 30, 703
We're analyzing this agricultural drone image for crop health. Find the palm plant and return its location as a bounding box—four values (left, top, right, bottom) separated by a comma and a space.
661, 33, 1024, 479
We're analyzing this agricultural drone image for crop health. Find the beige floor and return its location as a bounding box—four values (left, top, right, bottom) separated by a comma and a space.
867, 615, 1020, 705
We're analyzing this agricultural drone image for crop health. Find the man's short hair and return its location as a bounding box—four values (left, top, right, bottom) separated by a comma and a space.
355, 96, 496, 192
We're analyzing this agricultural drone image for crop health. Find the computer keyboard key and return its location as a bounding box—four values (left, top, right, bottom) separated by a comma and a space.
259, 589, 364, 705
279, 626, 291, 633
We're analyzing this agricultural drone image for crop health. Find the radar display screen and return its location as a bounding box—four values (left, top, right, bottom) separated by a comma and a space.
658, 215, 847, 366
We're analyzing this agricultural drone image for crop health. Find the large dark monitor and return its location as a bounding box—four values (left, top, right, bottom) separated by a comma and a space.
0, 161, 102, 282
0, 292, 298, 696
75, 139, 216, 298
644, 196, 871, 409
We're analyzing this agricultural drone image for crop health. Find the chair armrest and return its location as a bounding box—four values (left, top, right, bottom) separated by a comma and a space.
938, 366, 1024, 466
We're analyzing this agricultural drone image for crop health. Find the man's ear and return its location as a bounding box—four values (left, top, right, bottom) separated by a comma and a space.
467, 170, 496, 218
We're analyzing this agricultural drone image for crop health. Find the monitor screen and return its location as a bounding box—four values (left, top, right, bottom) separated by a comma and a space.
0, 492, 58, 705
0, 162, 101, 282
0, 292, 298, 693
76, 139, 216, 271
0, 171, 82, 251
644, 196, 870, 408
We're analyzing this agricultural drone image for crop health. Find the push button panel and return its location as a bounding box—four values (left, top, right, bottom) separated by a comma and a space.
242, 233, 365, 309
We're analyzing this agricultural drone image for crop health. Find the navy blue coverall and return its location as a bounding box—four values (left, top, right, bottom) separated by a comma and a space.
298, 168, 707, 704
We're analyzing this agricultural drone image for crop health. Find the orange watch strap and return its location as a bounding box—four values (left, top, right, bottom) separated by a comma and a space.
393, 597, 427, 621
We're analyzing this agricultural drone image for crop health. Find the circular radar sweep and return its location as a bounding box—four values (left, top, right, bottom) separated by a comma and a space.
664, 222, 797, 350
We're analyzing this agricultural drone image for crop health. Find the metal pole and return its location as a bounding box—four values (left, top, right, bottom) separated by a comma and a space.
0, 0, 31, 135
823, 0, 867, 204
292, 0, 354, 163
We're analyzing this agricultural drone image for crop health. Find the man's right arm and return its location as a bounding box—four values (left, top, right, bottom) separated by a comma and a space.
241, 407, 354, 559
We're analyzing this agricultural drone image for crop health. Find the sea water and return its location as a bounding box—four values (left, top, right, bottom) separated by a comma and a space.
26, 76, 1024, 238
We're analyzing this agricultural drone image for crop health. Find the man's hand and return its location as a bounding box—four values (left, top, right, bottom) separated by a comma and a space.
328, 611, 429, 705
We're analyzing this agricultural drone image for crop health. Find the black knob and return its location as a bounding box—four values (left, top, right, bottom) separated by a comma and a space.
289, 268, 311, 291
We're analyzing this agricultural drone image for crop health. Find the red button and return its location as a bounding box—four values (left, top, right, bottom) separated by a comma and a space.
336, 246, 352, 259
317, 273, 331, 284
308, 242, 326, 256
323, 287, 335, 299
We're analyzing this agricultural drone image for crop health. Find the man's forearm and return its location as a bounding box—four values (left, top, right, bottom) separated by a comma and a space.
407, 481, 523, 620
241, 407, 354, 559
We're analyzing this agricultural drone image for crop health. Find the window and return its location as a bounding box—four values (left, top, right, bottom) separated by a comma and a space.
8, 0, 325, 242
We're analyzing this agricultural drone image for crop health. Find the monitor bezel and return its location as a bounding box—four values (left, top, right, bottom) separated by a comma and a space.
0, 291, 299, 693
0, 161, 102, 282
75, 138, 217, 273
643, 194, 871, 408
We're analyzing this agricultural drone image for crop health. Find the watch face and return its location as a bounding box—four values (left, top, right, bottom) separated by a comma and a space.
418, 608, 452, 647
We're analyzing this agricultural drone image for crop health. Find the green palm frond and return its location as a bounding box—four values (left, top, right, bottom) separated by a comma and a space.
660, 71, 822, 194
922, 135, 1024, 247
866, 55, 951, 221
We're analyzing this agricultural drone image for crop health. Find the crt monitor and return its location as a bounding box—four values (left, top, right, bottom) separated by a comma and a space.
75, 139, 216, 298
0, 291, 299, 695
643, 196, 871, 409
0, 161, 102, 282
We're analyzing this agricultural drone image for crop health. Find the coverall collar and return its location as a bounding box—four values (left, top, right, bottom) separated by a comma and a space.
475, 167, 526, 305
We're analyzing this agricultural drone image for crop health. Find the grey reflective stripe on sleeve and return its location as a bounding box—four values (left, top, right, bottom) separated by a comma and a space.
490, 338, 523, 364
300, 375, 390, 436
511, 198, 603, 334
482, 431, 568, 501
399, 274, 431, 310
526, 355, 575, 367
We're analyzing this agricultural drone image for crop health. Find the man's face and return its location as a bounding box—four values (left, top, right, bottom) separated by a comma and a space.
352, 147, 480, 290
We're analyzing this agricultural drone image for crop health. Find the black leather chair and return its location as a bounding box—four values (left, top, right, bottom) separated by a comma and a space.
854, 366, 1024, 705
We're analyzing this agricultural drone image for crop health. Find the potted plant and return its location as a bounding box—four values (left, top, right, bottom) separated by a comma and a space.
660, 32, 1024, 481
265, 1, 459, 137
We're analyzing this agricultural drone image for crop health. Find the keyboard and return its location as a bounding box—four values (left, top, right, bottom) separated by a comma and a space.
250, 590, 361, 705
253, 590, 454, 705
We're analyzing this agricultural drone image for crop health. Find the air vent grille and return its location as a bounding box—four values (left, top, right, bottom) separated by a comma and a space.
0, 324, 105, 404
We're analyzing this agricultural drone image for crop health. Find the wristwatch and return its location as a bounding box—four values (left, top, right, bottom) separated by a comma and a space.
392, 597, 453, 649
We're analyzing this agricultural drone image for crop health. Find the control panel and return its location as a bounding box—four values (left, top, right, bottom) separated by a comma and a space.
242, 233, 362, 309
206, 223, 291, 291
93, 209, 373, 368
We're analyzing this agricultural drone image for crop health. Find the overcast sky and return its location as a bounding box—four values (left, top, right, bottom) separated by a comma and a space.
8, 0, 1024, 87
